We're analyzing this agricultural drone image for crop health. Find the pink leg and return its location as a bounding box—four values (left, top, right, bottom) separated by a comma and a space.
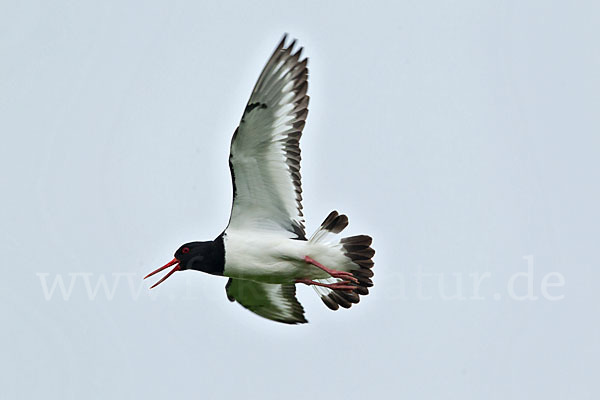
304, 256, 358, 283
296, 278, 356, 291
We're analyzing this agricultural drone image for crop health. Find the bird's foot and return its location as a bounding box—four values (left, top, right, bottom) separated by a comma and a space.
304, 256, 358, 283
296, 278, 356, 291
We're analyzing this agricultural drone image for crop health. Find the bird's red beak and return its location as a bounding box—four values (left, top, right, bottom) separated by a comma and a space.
144, 258, 181, 289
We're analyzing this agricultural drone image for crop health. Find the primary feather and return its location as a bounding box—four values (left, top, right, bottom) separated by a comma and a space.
227, 35, 309, 239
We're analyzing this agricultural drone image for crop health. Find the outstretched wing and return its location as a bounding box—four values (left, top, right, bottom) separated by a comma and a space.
227, 35, 309, 239
225, 278, 307, 324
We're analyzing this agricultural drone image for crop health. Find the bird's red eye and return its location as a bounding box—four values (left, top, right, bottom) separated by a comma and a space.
182, 247, 190, 254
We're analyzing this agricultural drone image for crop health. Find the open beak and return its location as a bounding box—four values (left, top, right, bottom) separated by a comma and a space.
144, 258, 181, 289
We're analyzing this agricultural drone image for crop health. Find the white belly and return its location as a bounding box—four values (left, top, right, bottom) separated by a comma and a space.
222, 229, 344, 283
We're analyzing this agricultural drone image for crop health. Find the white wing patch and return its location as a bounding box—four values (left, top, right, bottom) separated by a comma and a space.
225, 278, 307, 324
227, 35, 309, 238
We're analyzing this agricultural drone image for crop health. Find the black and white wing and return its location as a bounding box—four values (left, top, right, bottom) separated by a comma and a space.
227, 35, 309, 239
225, 278, 307, 324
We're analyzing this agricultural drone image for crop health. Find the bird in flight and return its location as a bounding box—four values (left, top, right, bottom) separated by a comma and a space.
144, 35, 375, 324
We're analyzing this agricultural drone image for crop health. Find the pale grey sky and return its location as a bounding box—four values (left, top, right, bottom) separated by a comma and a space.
2, 1, 599, 399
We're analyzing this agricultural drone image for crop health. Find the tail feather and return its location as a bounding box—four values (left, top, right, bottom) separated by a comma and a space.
308, 211, 375, 311
309, 210, 349, 243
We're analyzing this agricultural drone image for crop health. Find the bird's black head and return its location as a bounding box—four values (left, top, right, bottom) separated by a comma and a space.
144, 238, 225, 289
174, 241, 213, 271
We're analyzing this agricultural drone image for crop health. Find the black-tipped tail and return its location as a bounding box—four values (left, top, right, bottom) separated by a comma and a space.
341, 235, 375, 296
321, 235, 374, 310
309, 211, 375, 311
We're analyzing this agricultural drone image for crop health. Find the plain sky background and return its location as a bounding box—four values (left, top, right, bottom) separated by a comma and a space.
2, 1, 599, 399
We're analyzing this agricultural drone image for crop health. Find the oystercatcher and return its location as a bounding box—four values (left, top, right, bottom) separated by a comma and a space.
144, 35, 375, 324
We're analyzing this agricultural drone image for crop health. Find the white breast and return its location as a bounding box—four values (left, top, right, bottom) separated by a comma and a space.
223, 229, 339, 283
222, 229, 303, 283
